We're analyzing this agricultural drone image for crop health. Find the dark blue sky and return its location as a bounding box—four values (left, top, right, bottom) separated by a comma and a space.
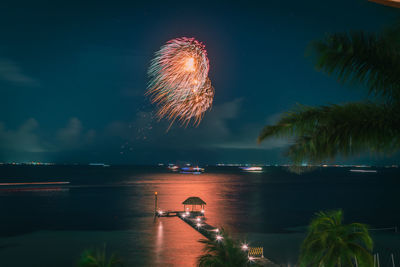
0, 0, 398, 164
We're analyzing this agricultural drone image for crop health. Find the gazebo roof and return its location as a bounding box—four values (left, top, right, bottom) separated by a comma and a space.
182, 196, 206, 205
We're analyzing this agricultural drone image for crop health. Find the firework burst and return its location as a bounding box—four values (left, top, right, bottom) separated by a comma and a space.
147, 37, 214, 127
157, 78, 214, 126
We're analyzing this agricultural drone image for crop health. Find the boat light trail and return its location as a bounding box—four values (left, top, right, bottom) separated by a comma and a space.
0, 181, 70, 186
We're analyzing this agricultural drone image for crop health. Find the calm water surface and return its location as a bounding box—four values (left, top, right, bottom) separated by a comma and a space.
0, 165, 399, 266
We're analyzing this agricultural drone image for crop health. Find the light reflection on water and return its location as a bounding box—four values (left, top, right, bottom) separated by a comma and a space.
136, 172, 244, 229
1, 166, 400, 266
126, 172, 243, 266
152, 218, 204, 266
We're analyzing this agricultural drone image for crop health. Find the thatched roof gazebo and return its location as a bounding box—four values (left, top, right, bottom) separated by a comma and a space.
182, 196, 206, 212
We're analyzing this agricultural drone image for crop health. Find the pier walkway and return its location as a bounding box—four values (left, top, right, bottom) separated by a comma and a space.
156, 210, 279, 267
157, 210, 217, 239
154, 194, 279, 266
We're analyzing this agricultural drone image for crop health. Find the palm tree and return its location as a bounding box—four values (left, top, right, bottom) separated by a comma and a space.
197, 228, 252, 267
77, 244, 123, 267
258, 23, 400, 165
299, 210, 373, 267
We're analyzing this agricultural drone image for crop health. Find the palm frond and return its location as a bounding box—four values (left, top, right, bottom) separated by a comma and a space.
309, 28, 400, 101
197, 228, 251, 267
77, 245, 123, 267
259, 24, 400, 166
258, 102, 400, 164
299, 210, 373, 267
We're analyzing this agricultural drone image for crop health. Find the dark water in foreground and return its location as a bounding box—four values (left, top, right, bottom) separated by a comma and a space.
0, 165, 399, 266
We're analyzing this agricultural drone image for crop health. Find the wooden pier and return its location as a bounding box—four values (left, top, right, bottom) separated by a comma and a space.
157, 209, 218, 239
154, 193, 279, 267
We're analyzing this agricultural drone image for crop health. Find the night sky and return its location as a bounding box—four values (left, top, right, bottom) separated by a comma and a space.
1, 0, 398, 164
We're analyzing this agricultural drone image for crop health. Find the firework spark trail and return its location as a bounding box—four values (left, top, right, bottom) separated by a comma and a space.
158, 78, 214, 126
147, 37, 214, 128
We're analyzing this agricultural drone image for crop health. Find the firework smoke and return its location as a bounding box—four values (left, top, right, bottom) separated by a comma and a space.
147, 37, 214, 127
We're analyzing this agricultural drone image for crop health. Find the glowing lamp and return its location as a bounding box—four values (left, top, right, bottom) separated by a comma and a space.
201, 209, 205, 213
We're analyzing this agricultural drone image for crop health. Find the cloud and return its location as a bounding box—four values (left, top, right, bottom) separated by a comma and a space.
57, 118, 82, 144
0, 118, 46, 153
0, 118, 96, 159
56, 118, 95, 149
211, 110, 291, 150
154, 98, 244, 145
0, 101, 288, 162
98, 98, 287, 153
99, 98, 244, 152
215, 138, 290, 150
100, 98, 267, 155
196, 98, 243, 137
0, 59, 38, 86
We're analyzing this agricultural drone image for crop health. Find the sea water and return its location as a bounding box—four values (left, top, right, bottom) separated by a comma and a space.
0, 165, 399, 266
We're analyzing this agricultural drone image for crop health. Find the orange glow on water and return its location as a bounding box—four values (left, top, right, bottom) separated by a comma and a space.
126, 172, 244, 265
153, 216, 204, 266
133, 172, 243, 231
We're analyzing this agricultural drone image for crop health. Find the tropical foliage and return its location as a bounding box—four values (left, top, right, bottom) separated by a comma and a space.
77, 245, 123, 267
197, 228, 252, 267
299, 210, 373, 267
258, 23, 400, 165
